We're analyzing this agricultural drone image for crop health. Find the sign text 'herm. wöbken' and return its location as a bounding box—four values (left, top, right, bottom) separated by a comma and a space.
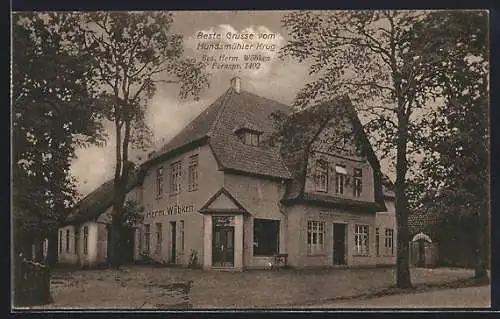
145, 205, 195, 218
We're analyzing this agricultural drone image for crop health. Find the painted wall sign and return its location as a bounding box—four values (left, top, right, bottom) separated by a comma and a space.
145, 204, 195, 218
213, 216, 235, 227
319, 209, 362, 221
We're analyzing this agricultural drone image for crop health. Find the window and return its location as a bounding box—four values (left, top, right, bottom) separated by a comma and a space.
169, 161, 182, 193
243, 132, 260, 146
335, 165, 347, 194
315, 160, 328, 192
66, 229, 70, 252
83, 226, 89, 255
354, 224, 369, 255
375, 227, 380, 256
307, 221, 325, 255
59, 230, 63, 253
143, 224, 150, 255
179, 221, 185, 255
188, 155, 199, 192
384, 228, 394, 255
156, 167, 164, 197
155, 223, 162, 254
253, 219, 280, 256
353, 168, 363, 197
74, 228, 79, 254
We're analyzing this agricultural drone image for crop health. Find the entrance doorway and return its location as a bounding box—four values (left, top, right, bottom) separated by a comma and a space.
170, 221, 176, 263
333, 223, 347, 265
212, 218, 235, 267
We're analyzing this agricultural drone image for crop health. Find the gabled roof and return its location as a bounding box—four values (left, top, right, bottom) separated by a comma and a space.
199, 187, 249, 215
147, 86, 293, 179
279, 97, 386, 212
408, 208, 442, 235
63, 169, 144, 225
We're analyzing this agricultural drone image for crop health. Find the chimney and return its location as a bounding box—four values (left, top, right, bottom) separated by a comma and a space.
230, 76, 241, 93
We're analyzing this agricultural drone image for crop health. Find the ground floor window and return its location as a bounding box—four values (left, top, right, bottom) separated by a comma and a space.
83, 226, 89, 255
307, 221, 325, 255
155, 223, 162, 254
253, 219, 279, 256
143, 224, 150, 255
179, 221, 185, 256
384, 228, 394, 255
375, 227, 380, 256
354, 224, 369, 255
59, 230, 63, 253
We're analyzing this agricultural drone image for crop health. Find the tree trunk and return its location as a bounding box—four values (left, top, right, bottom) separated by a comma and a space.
474, 210, 489, 282
110, 178, 127, 269
395, 115, 413, 289
46, 231, 59, 267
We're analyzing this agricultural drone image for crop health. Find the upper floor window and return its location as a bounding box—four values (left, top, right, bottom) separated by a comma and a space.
169, 161, 182, 193
156, 167, 164, 197
335, 165, 347, 194
235, 127, 262, 146
315, 160, 328, 192
244, 132, 260, 146
353, 168, 363, 197
188, 155, 199, 192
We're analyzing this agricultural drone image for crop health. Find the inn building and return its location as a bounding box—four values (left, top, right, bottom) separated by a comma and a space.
58, 77, 397, 270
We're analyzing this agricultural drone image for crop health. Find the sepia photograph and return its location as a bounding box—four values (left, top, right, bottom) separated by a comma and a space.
11, 10, 491, 310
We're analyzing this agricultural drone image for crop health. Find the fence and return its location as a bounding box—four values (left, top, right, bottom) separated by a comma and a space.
409, 240, 439, 268
14, 256, 52, 307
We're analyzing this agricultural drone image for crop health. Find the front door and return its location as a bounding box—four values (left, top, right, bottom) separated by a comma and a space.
212, 225, 235, 267
333, 223, 347, 265
170, 221, 176, 263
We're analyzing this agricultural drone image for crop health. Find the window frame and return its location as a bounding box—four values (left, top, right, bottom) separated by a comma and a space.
354, 224, 369, 256
315, 159, 329, 193
307, 220, 325, 256
143, 224, 151, 255
155, 223, 162, 254
253, 218, 280, 256
169, 161, 182, 194
353, 168, 363, 197
384, 228, 394, 256
59, 230, 63, 253
179, 221, 185, 255
156, 166, 164, 197
188, 155, 199, 192
335, 165, 346, 195
83, 226, 89, 255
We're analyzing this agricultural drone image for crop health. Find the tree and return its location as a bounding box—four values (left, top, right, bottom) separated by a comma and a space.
12, 13, 105, 265
77, 12, 209, 268
280, 10, 488, 288
409, 11, 489, 281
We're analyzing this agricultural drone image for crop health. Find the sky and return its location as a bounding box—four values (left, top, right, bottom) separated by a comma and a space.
69, 11, 393, 197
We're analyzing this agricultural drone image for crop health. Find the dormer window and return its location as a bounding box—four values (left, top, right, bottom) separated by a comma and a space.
234, 126, 262, 146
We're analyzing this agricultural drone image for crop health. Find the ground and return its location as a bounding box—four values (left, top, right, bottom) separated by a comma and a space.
28, 266, 487, 309
308, 286, 491, 308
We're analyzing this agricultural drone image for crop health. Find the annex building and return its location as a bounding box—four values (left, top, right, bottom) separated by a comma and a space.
58, 77, 397, 270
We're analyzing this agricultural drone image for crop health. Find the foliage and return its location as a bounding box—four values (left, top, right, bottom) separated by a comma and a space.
12, 13, 105, 256
280, 10, 488, 287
